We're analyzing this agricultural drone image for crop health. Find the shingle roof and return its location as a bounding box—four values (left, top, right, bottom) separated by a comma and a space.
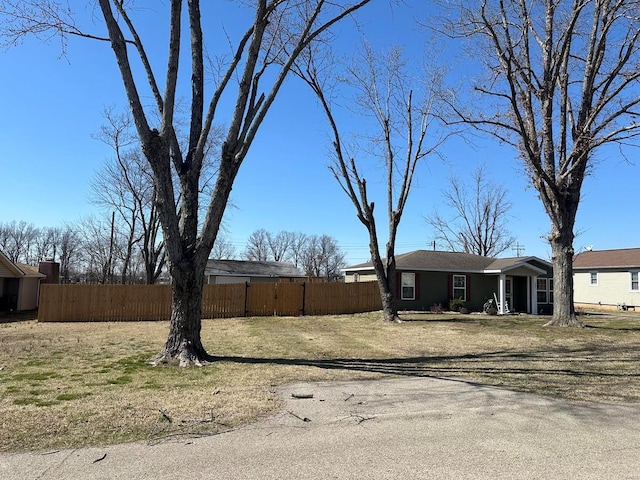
395, 250, 495, 271
205, 259, 304, 278
345, 250, 549, 274
15, 263, 46, 278
573, 248, 640, 269
0, 250, 45, 278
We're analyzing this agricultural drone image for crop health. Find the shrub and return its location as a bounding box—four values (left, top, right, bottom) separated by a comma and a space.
449, 298, 466, 312
430, 303, 444, 313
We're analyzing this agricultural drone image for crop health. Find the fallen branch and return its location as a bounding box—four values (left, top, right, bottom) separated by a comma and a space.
147, 407, 232, 445
287, 411, 311, 422
146, 428, 235, 446
92, 453, 107, 464
352, 414, 376, 424
291, 393, 314, 399
159, 409, 172, 423
41, 450, 60, 456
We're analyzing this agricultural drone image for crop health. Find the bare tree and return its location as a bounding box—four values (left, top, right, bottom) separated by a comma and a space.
0, 0, 373, 364
0, 221, 39, 263
33, 226, 61, 263
244, 228, 270, 261
91, 111, 142, 284
300, 234, 345, 281
58, 224, 81, 283
244, 229, 295, 262
443, 0, 640, 326
296, 44, 447, 321
0, 224, 9, 258
288, 231, 309, 270
76, 215, 119, 284
91, 110, 166, 284
210, 234, 236, 260
426, 163, 515, 256
267, 230, 295, 262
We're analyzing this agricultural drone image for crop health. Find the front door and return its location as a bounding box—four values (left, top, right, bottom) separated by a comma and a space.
505, 277, 512, 313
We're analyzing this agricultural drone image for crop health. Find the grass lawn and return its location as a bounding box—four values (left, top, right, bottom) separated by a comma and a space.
1, 311, 640, 452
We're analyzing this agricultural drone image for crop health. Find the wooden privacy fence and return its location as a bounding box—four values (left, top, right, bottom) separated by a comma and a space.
38, 281, 382, 322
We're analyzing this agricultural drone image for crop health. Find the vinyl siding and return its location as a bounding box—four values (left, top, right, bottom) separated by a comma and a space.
574, 269, 640, 306
344, 273, 378, 283
17, 278, 40, 310
0, 263, 17, 277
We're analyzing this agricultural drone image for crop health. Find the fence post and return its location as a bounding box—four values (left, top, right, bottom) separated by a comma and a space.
244, 281, 249, 317
301, 281, 306, 316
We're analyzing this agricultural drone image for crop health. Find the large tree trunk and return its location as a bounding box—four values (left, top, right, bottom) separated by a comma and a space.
154, 260, 211, 366
382, 250, 400, 322
544, 208, 583, 327
367, 227, 400, 323
378, 273, 399, 322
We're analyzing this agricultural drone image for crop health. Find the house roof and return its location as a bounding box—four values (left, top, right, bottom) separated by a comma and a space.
484, 256, 549, 274
573, 248, 640, 269
0, 250, 23, 277
15, 263, 46, 278
344, 250, 550, 275
0, 250, 45, 278
205, 259, 304, 278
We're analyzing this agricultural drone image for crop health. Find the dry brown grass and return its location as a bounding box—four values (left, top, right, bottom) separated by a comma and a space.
1, 311, 640, 453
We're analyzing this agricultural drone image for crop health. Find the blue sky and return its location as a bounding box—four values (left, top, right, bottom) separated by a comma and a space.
1, 1, 639, 265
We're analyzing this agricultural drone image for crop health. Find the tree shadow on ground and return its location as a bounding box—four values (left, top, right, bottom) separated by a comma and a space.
211, 341, 640, 404
584, 324, 640, 332
398, 316, 486, 324
210, 343, 640, 381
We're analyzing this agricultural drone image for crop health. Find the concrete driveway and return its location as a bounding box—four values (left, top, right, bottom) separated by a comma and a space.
2, 376, 640, 479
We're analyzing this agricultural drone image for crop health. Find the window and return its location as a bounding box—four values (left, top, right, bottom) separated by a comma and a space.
631, 272, 639, 291
505, 277, 512, 307
537, 278, 548, 304
353, 273, 360, 283
590, 271, 598, 285
536, 278, 554, 304
401, 272, 415, 300
453, 275, 466, 301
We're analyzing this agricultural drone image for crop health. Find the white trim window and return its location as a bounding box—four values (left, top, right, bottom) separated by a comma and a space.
453, 274, 466, 301
589, 271, 598, 286
537, 278, 553, 304
631, 271, 639, 292
401, 272, 415, 300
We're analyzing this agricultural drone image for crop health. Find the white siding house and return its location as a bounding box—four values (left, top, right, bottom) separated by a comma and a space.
573, 248, 640, 310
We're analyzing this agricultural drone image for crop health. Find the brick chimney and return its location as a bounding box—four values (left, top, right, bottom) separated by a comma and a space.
39, 260, 60, 284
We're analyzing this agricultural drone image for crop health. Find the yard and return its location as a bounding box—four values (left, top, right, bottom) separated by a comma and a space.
1, 311, 640, 453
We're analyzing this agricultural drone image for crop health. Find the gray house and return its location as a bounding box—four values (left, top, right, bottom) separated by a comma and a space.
205, 259, 305, 284
343, 250, 553, 314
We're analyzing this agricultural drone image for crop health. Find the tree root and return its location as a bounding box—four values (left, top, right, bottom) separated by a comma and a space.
543, 317, 584, 328
151, 348, 216, 367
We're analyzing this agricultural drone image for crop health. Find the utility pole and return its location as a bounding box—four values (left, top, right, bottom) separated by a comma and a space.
107, 211, 115, 284
512, 242, 525, 256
